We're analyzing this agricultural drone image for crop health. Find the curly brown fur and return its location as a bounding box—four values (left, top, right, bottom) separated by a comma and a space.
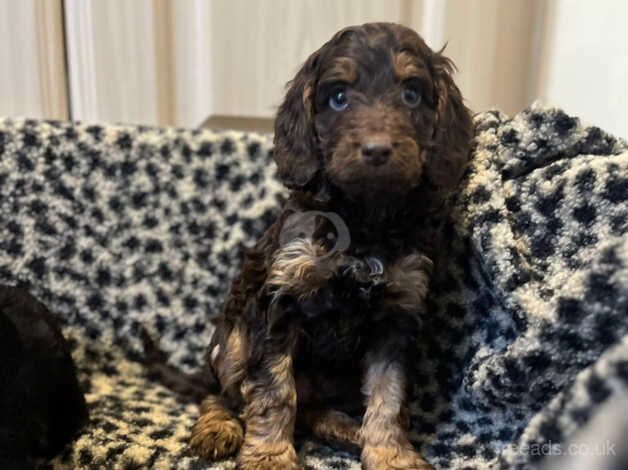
298, 408, 361, 453
190, 396, 243, 460
189, 22, 472, 469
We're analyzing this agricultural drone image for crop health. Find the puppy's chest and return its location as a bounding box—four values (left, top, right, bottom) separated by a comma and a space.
295, 280, 375, 365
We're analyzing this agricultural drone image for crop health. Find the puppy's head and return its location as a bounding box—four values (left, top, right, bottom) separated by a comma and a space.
274, 22, 473, 208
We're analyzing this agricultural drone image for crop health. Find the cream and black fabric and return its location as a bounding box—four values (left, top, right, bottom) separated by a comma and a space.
0, 105, 626, 469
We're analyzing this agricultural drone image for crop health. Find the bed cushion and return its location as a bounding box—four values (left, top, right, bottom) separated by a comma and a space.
0, 106, 626, 469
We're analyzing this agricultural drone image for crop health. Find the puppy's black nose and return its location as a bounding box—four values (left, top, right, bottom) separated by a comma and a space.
361, 142, 391, 165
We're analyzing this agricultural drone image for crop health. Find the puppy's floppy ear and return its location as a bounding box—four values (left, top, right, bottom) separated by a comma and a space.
426, 51, 474, 195
273, 52, 320, 189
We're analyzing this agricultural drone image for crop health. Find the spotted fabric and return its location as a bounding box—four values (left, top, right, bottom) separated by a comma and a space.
0, 104, 626, 469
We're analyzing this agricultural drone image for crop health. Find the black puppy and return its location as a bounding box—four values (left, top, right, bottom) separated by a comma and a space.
0, 286, 88, 469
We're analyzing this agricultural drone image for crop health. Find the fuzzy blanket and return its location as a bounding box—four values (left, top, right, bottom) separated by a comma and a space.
0, 105, 626, 469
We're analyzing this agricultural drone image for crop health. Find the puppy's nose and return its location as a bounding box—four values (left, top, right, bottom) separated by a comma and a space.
361, 142, 391, 166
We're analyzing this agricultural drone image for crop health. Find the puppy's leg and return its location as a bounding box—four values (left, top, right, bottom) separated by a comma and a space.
360, 347, 433, 470
190, 323, 247, 461
190, 395, 244, 460
237, 348, 299, 470
299, 408, 361, 453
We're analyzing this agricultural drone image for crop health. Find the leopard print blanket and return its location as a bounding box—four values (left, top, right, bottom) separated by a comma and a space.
0, 104, 626, 469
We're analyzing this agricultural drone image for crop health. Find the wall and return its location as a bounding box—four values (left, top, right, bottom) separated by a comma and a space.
534, 0, 628, 138
0, 0, 626, 137
0, 0, 67, 120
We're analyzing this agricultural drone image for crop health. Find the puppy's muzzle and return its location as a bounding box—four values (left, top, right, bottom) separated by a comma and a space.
361, 135, 393, 166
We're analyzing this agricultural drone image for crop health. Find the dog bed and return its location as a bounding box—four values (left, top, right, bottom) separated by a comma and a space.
0, 104, 626, 469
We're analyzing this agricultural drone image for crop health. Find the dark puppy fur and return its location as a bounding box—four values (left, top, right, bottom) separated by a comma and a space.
0, 286, 88, 469
190, 23, 473, 469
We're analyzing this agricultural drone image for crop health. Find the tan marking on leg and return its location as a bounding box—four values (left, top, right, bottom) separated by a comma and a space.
300, 408, 361, 452
189, 395, 243, 461
361, 445, 434, 470
266, 238, 336, 300
236, 440, 299, 470
237, 352, 298, 469
361, 358, 407, 447
360, 356, 433, 470
215, 325, 247, 392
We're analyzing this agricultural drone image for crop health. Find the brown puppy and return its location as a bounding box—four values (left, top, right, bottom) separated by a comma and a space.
190, 22, 473, 469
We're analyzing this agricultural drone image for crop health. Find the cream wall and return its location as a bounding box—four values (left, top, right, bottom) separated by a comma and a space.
534, 0, 628, 138
0, 0, 67, 120
64, 0, 164, 125
437, 0, 539, 116
0, 0, 626, 137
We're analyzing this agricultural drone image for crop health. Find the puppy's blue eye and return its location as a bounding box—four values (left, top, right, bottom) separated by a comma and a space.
401, 86, 421, 108
329, 90, 349, 111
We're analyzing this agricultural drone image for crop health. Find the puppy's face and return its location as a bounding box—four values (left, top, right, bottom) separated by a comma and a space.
312, 29, 435, 200
274, 23, 473, 208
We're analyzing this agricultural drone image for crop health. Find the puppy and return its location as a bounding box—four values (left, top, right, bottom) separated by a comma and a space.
0, 285, 88, 469
190, 23, 473, 469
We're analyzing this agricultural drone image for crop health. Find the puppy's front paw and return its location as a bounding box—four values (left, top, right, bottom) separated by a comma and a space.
236, 440, 299, 470
189, 412, 243, 460
361, 445, 434, 470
